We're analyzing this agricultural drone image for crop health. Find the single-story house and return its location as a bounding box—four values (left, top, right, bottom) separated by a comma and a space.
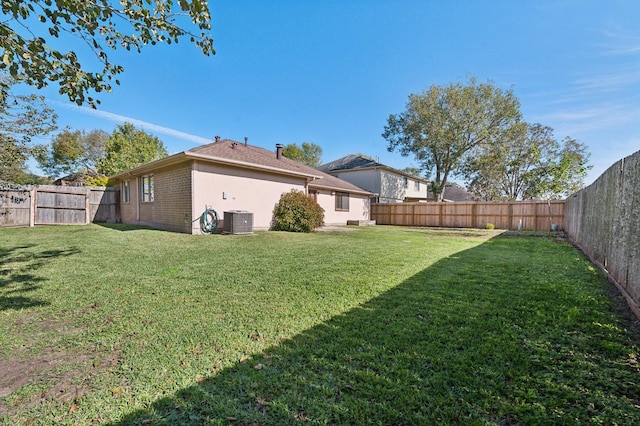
110, 138, 373, 234
318, 155, 429, 203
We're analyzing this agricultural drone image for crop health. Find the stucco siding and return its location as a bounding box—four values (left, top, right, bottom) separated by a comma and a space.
191, 161, 307, 231
379, 170, 406, 203
316, 190, 370, 225
404, 177, 427, 200
331, 169, 426, 203
331, 169, 380, 194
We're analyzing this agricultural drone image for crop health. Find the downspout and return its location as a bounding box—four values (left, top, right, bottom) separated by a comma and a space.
306, 176, 318, 194
376, 167, 381, 203
135, 176, 140, 221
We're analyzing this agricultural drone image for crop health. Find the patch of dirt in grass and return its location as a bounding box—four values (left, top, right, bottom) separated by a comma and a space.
605, 281, 640, 340
0, 316, 121, 416
316, 226, 360, 232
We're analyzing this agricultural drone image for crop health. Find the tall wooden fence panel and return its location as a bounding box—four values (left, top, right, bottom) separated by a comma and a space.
0, 185, 119, 227
90, 187, 119, 222
371, 200, 565, 232
0, 186, 33, 227
565, 150, 640, 316
36, 187, 87, 224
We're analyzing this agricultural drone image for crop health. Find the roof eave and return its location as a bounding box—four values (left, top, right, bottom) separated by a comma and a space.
110, 151, 323, 180
109, 152, 188, 179
309, 182, 373, 196
185, 152, 322, 179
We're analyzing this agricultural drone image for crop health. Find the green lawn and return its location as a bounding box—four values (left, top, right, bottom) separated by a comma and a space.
0, 224, 638, 425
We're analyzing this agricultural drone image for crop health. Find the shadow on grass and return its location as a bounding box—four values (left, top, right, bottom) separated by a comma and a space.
0, 245, 80, 311
94, 223, 156, 232
111, 235, 640, 425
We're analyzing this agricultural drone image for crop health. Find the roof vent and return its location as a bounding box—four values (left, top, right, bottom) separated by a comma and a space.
215, 135, 220, 143
276, 143, 283, 159
244, 137, 248, 146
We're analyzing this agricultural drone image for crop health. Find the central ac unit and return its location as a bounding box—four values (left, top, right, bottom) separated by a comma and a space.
223, 210, 254, 234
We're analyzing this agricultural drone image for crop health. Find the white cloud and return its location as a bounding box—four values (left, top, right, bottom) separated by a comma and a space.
534, 102, 640, 134
601, 28, 640, 56
53, 101, 213, 146
574, 69, 640, 93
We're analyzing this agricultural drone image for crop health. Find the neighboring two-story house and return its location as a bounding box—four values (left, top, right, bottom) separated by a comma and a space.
318, 155, 428, 203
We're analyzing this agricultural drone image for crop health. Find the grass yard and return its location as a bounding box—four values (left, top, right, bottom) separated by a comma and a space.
0, 224, 639, 425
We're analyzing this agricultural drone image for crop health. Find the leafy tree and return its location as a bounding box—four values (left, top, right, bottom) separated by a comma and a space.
0, 0, 214, 107
401, 167, 422, 177
36, 129, 108, 178
97, 122, 168, 176
462, 123, 591, 200
354, 153, 375, 161
282, 142, 323, 168
82, 129, 109, 167
0, 75, 57, 183
383, 77, 522, 201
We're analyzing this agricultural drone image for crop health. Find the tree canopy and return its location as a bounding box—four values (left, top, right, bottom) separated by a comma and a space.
0, 75, 57, 183
35, 129, 108, 178
401, 166, 422, 177
462, 123, 591, 200
282, 142, 323, 168
0, 0, 214, 107
97, 123, 168, 176
383, 77, 522, 201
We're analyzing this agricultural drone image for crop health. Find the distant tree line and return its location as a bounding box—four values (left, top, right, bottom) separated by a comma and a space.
0, 76, 168, 184
383, 76, 591, 201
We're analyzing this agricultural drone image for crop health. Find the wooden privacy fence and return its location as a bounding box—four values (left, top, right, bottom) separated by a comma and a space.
0, 185, 119, 227
371, 200, 565, 231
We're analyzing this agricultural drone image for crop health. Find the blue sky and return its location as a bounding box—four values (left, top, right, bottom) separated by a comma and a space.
29, 0, 640, 185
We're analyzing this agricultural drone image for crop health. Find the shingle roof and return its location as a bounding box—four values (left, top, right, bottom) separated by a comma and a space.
442, 185, 478, 202
113, 139, 372, 195
189, 140, 371, 194
317, 154, 386, 172
319, 154, 428, 182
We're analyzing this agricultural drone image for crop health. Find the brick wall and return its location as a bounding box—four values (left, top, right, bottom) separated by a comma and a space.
119, 177, 138, 223
145, 163, 192, 233
116, 162, 193, 233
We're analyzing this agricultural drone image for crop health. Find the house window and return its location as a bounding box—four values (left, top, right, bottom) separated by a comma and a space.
308, 190, 318, 203
122, 180, 130, 203
335, 192, 349, 211
141, 175, 154, 202
414, 181, 420, 191
403, 176, 408, 188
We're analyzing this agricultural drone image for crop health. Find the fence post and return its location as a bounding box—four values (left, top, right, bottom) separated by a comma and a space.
31, 188, 37, 226
85, 189, 91, 224
508, 203, 513, 230
412, 203, 416, 226
471, 202, 477, 228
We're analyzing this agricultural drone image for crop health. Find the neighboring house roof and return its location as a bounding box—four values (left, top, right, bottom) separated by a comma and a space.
112, 139, 373, 196
54, 168, 102, 186
428, 184, 478, 202
318, 154, 428, 182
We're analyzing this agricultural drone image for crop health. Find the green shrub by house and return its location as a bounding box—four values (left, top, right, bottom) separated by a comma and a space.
272, 189, 325, 232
